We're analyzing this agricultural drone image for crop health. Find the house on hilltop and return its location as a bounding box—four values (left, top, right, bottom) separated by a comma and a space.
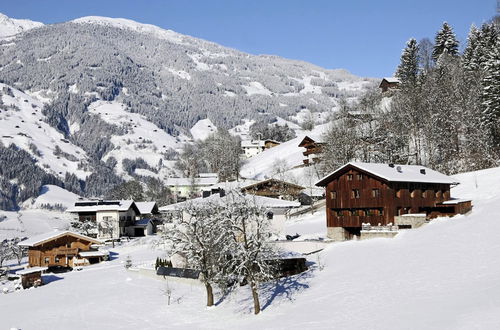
379, 77, 400, 92
315, 162, 472, 241
298, 134, 325, 166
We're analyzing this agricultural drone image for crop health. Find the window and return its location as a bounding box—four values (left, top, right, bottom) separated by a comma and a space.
421, 190, 427, 198
367, 209, 374, 216
396, 189, 402, 198
351, 189, 360, 199
44, 257, 50, 264
357, 209, 365, 216
55, 256, 61, 263
66, 243, 71, 248
347, 174, 353, 181
372, 189, 380, 198
410, 189, 416, 198
357, 174, 363, 180
330, 191, 337, 199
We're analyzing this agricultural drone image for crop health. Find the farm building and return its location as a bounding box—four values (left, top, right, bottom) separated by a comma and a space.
240, 178, 305, 200
379, 77, 400, 92
316, 162, 472, 241
18, 231, 107, 268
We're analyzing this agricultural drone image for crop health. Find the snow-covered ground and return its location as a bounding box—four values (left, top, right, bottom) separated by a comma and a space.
1, 166, 499, 329
189, 118, 217, 141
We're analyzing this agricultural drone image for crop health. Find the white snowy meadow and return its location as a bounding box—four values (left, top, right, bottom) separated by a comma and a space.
1, 166, 499, 329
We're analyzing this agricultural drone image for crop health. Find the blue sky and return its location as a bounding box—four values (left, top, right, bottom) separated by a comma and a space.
0, 0, 497, 77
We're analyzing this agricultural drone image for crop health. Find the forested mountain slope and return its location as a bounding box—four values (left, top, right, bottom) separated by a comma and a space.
0, 14, 375, 209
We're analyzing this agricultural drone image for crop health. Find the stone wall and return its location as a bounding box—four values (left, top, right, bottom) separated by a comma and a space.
394, 214, 427, 229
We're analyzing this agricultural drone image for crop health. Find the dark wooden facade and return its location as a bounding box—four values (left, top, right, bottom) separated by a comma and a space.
379, 78, 400, 92
26, 233, 101, 268
298, 136, 324, 166
241, 179, 305, 200
317, 164, 471, 234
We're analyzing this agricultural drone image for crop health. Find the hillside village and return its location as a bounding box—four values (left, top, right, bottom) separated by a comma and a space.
0, 7, 499, 330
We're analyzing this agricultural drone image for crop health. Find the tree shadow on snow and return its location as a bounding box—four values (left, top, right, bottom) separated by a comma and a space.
233, 268, 314, 314
260, 270, 313, 311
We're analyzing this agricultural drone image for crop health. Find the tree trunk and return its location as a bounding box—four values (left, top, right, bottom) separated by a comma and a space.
251, 281, 261, 314
205, 282, 214, 307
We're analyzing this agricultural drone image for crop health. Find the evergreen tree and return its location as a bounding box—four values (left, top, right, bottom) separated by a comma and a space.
395, 38, 420, 87
432, 22, 459, 62
463, 25, 481, 73
480, 45, 500, 158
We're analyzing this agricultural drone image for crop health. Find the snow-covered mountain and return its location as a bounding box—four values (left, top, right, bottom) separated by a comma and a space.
0, 12, 376, 209
0, 12, 43, 38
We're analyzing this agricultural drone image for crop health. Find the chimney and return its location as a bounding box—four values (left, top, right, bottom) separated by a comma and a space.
388, 163, 395, 168
219, 189, 225, 198
202, 190, 211, 198
420, 169, 426, 175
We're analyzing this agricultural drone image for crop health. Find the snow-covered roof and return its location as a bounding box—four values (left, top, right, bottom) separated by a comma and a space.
382, 77, 401, 84
18, 230, 102, 247
67, 200, 136, 213
78, 250, 109, 257
165, 177, 218, 187
440, 198, 471, 205
241, 140, 265, 148
316, 162, 458, 186
203, 179, 259, 192
135, 202, 157, 215
240, 178, 305, 191
159, 191, 300, 212
16, 267, 48, 275
298, 134, 324, 146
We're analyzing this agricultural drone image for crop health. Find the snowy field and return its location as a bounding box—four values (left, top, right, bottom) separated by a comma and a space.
1, 166, 500, 329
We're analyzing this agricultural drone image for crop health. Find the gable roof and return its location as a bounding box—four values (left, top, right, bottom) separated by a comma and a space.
298, 134, 324, 147
240, 178, 305, 191
67, 200, 139, 213
159, 191, 300, 212
165, 177, 218, 187
135, 201, 158, 215
380, 77, 401, 85
316, 162, 458, 186
18, 230, 102, 247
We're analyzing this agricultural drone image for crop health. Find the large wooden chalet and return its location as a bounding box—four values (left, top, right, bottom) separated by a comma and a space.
19, 231, 107, 268
316, 162, 472, 240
